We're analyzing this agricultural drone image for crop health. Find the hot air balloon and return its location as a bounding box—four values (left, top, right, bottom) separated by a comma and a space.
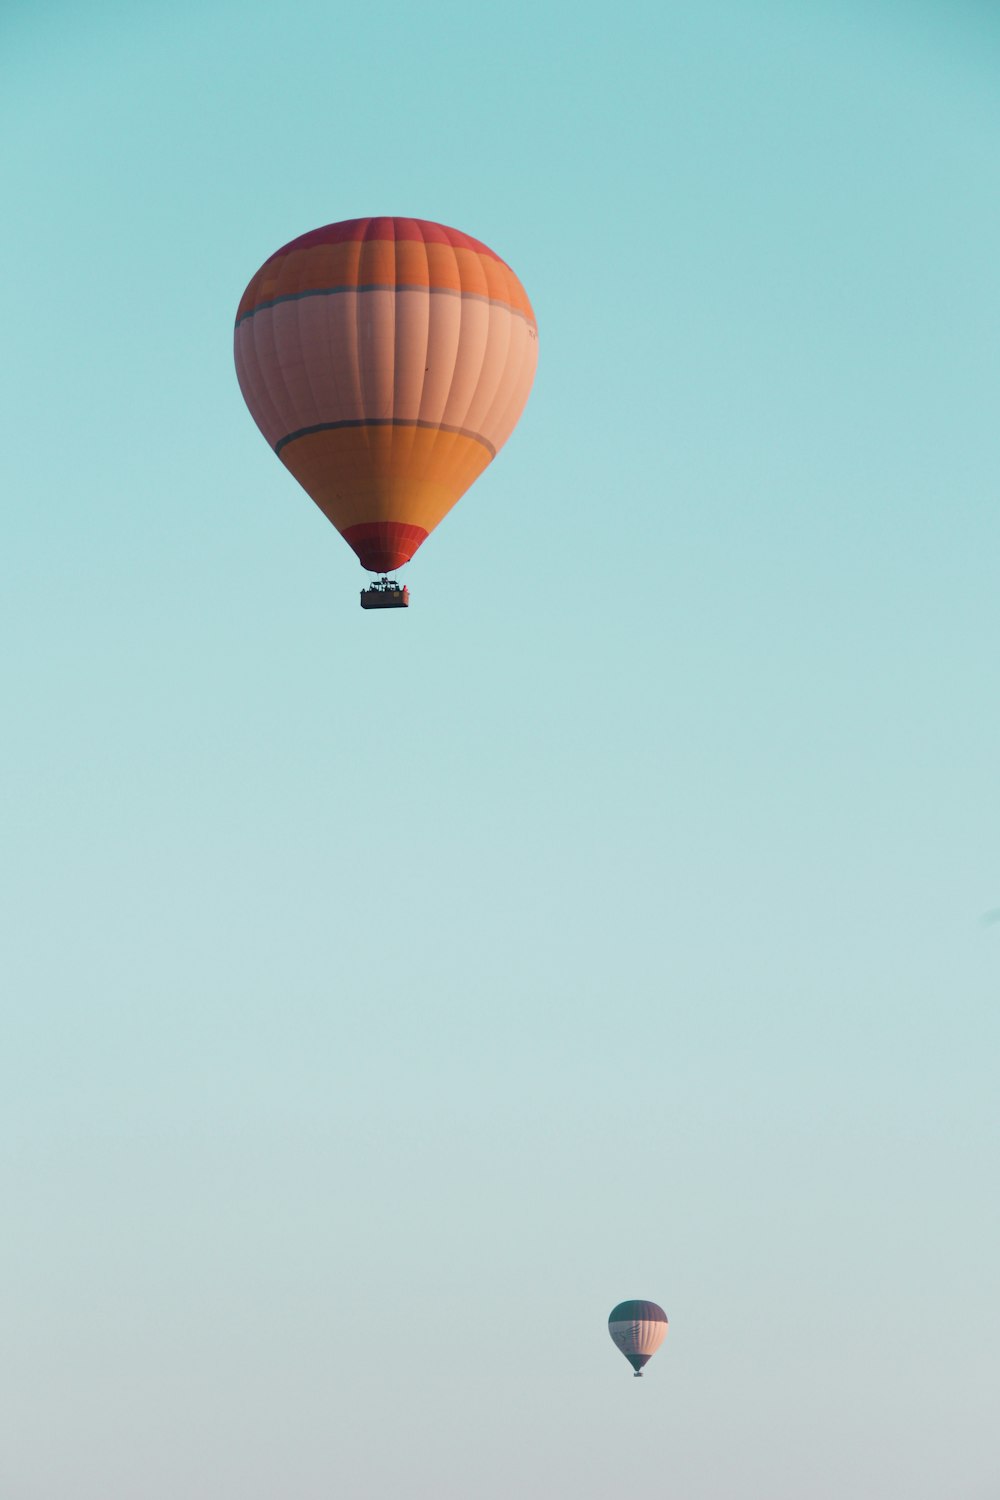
608, 1300, 669, 1377
234, 217, 538, 608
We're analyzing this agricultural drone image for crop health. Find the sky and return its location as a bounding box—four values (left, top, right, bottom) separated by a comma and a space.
2, 0, 999, 1496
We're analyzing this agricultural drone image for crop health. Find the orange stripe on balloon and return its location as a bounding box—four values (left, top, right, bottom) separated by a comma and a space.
276, 424, 493, 538
236, 234, 535, 323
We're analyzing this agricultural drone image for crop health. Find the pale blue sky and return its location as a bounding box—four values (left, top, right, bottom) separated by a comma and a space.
2, 2, 999, 1497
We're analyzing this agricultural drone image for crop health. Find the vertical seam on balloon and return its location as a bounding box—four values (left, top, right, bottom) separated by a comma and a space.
237, 262, 295, 447
472, 302, 515, 450
296, 265, 325, 435
491, 270, 538, 449
385, 220, 397, 421
320, 250, 349, 465
417, 245, 455, 430
254, 282, 296, 452
431, 233, 466, 500
235, 325, 280, 449
388, 222, 415, 509
451, 255, 494, 476
491, 315, 538, 454
351, 226, 373, 466
263, 285, 295, 440
412, 224, 432, 485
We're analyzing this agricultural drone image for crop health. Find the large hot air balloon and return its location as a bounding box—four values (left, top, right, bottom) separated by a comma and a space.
608, 1300, 669, 1377
234, 216, 538, 608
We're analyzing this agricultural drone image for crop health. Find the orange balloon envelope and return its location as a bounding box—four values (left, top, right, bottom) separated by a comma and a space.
234, 217, 538, 575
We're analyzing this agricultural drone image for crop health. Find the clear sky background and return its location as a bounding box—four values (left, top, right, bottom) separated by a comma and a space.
2, 1, 999, 1496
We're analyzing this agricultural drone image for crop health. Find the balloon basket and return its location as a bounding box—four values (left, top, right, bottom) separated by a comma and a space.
360, 577, 410, 609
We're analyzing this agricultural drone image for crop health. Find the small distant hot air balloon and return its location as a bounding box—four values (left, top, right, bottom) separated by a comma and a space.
608, 1300, 669, 1377
234, 216, 538, 608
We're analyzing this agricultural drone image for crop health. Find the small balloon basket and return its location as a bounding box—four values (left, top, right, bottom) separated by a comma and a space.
360, 577, 410, 610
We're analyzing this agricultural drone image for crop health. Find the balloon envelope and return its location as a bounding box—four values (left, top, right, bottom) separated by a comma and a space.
234, 216, 538, 573
608, 1299, 669, 1374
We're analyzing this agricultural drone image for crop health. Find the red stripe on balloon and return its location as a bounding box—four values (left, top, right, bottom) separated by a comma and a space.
341, 521, 430, 573
267, 217, 506, 264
